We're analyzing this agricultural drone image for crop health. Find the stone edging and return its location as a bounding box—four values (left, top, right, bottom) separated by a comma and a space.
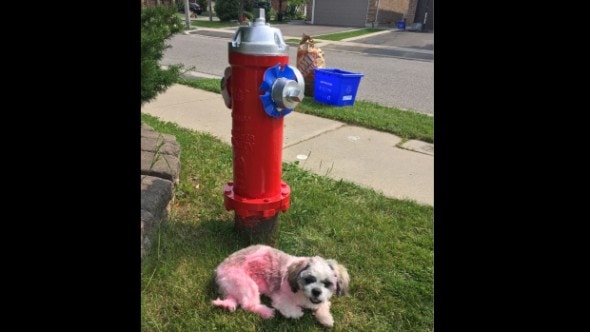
141, 124, 181, 259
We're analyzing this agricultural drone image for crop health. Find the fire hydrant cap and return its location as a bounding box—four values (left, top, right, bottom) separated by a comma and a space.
229, 9, 288, 55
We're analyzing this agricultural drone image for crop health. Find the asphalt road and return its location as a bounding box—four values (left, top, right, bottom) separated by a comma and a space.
161, 30, 434, 115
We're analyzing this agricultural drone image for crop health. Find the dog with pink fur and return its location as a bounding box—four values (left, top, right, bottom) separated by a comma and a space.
212, 244, 350, 327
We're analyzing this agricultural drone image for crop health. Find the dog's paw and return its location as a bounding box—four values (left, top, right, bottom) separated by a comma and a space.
212, 298, 237, 311
314, 311, 334, 327
316, 315, 334, 328
257, 306, 275, 319
278, 306, 304, 319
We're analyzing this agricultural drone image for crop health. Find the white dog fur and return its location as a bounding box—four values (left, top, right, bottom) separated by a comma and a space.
212, 244, 350, 327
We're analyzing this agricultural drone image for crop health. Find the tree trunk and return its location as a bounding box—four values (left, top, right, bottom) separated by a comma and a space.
239, 0, 244, 22
184, 0, 190, 29
208, 0, 213, 21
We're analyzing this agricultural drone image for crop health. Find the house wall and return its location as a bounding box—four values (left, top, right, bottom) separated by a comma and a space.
413, 0, 433, 30
313, 0, 368, 27
307, 0, 415, 28
366, 0, 378, 23
376, 0, 409, 26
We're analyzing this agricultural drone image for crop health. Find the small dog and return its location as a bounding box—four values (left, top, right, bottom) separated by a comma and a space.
212, 245, 349, 327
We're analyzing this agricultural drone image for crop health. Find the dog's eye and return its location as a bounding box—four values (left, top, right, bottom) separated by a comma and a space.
304, 276, 316, 284
323, 281, 333, 288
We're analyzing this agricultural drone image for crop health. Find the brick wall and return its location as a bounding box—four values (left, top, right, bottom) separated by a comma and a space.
314, 0, 368, 27
367, 0, 379, 23
375, 0, 410, 26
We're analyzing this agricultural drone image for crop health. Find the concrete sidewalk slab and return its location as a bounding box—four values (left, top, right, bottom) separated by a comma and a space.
141, 84, 433, 206
400, 140, 434, 156
141, 85, 347, 149
284, 112, 344, 148
141, 84, 233, 145
283, 125, 433, 205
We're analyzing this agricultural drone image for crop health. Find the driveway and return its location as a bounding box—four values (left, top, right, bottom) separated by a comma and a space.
351, 30, 434, 50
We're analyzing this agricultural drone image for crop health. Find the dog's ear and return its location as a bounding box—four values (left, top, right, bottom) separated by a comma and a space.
287, 259, 309, 293
327, 259, 350, 296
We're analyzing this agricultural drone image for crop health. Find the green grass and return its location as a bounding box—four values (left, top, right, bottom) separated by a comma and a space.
141, 113, 433, 331
174, 12, 239, 29
314, 28, 384, 41
189, 19, 286, 28
178, 77, 221, 94
297, 99, 433, 143
190, 20, 241, 28
176, 78, 434, 143
287, 29, 384, 43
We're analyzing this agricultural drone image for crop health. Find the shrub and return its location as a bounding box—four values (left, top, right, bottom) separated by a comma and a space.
215, 0, 270, 22
285, 2, 306, 20
196, 0, 208, 10
141, 5, 184, 106
243, 0, 255, 12
214, 0, 240, 21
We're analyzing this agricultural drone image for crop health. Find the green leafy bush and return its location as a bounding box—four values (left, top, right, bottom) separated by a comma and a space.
196, 0, 208, 9
215, 0, 270, 22
243, 11, 253, 21
285, 2, 306, 20
141, 5, 184, 106
214, 0, 240, 21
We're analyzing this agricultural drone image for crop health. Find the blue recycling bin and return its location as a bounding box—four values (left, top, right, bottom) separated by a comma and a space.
314, 68, 364, 107
397, 19, 406, 30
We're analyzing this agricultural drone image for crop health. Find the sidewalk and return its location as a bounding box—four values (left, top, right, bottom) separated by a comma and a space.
141, 84, 433, 206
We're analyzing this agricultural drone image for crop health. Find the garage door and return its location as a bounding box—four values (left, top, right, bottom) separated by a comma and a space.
314, 0, 368, 27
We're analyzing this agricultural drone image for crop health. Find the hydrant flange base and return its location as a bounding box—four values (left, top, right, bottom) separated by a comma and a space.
223, 181, 291, 219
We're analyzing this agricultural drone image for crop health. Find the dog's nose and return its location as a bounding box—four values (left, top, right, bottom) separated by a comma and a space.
312, 288, 322, 297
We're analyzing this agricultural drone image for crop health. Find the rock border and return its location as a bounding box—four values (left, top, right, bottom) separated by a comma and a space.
141, 124, 181, 259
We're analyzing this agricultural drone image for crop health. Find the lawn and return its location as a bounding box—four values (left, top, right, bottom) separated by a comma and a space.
190, 19, 241, 28
177, 77, 434, 143
187, 18, 285, 29
286, 28, 384, 44
141, 113, 434, 331
314, 28, 384, 41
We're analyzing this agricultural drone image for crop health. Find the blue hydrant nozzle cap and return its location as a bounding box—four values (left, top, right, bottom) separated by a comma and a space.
260, 64, 305, 118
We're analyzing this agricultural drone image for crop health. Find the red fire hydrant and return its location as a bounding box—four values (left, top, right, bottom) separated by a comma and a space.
221, 8, 304, 244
